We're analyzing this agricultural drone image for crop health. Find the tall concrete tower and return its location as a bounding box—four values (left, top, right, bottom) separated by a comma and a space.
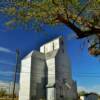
40, 36, 77, 100
19, 36, 77, 100
19, 51, 47, 100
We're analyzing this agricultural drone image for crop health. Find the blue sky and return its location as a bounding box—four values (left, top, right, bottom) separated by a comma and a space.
0, 14, 100, 94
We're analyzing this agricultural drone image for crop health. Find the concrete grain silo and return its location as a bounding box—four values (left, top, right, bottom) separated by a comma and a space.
40, 36, 77, 100
19, 36, 77, 100
30, 51, 47, 100
19, 51, 47, 100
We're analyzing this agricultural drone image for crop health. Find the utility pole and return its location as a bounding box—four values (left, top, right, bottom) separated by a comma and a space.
12, 49, 20, 100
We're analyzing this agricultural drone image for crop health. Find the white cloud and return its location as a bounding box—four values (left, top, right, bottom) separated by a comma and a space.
78, 86, 87, 92
0, 71, 15, 77
0, 60, 15, 65
78, 85, 100, 94
0, 47, 14, 53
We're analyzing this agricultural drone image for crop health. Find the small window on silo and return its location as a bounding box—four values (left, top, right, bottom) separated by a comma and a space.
61, 40, 64, 45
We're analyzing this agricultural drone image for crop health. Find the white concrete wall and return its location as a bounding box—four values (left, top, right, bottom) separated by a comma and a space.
46, 58, 56, 100
19, 56, 32, 100
40, 37, 60, 54
46, 58, 56, 84
47, 88, 55, 100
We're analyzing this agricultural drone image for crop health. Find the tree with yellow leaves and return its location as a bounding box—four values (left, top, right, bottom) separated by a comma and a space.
0, 0, 100, 56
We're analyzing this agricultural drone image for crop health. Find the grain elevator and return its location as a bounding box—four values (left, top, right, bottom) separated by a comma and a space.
19, 36, 77, 100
